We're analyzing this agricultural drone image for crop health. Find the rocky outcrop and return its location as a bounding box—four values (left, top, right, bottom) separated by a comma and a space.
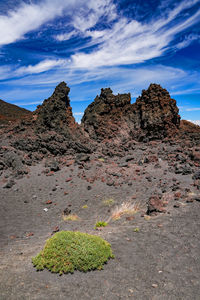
82, 83, 180, 142
35, 82, 75, 132
135, 84, 180, 140
0, 81, 199, 178
81, 88, 133, 141
5, 82, 93, 165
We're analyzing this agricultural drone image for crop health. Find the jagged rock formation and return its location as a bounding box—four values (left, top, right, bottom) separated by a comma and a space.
135, 84, 180, 139
0, 81, 200, 176
1, 83, 93, 167
82, 84, 180, 142
81, 88, 134, 141
35, 82, 75, 132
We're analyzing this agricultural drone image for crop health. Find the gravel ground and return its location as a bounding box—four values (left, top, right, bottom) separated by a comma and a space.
1, 147, 200, 300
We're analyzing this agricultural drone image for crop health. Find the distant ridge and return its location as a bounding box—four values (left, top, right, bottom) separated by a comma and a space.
0, 99, 31, 125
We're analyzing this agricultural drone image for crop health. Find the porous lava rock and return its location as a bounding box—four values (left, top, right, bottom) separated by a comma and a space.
35, 82, 75, 132
3, 82, 93, 166
82, 84, 181, 142
135, 84, 180, 139
81, 88, 133, 141
147, 194, 166, 215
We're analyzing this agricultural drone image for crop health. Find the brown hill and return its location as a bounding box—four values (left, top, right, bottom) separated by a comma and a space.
0, 99, 31, 125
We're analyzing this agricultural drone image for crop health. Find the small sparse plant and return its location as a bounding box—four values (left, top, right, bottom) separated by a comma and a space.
82, 205, 88, 209
32, 231, 114, 275
102, 198, 115, 207
62, 214, 79, 221
94, 221, 108, 229
133, 227, 140, 232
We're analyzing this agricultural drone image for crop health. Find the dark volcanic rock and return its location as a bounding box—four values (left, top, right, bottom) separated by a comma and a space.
82, 88, 132, 141
147, 194, 166, 215
135, 84, 180, 139
10, 82, 93, 161
35, 82, 75, 132
82, 84, 180, 142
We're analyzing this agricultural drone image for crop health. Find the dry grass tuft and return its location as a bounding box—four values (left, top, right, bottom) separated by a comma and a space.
62, 214, 80, 221
108, 201, 141, 221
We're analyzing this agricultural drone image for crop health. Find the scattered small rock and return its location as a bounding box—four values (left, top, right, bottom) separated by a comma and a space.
147, 194, 166, 215
63, 208, 71, 215
46, 200, 52, 205
3, 179, 15, 189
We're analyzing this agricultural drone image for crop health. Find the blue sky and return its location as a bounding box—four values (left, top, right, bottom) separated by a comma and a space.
0, 0, 200, 124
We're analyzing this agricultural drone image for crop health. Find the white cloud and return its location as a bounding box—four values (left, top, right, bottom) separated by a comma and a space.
2, 63, 200, 100
73, 112, 84, 116
1, 0, 199, 74
16, 59, 68, 75
176, 34, 200, 49
188, 120, 200, 125
0, 0, 70, 46
13, 101, 42, 106
69, 0, 200, 69
73, 0, 116, 32
0, 0, 116, 46
185, 107, 200, 111
55, 31, 78, 42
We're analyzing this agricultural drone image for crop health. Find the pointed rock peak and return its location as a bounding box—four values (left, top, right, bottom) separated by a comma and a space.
35, 82, 75, 131
139, 83, 171, 103
100, 88, 113, 98
51, 82, 70, 106
136, 83, 180, 137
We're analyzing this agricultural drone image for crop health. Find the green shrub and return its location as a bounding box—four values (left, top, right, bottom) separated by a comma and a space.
32, 231, 114, 275
94, 221, 108, 229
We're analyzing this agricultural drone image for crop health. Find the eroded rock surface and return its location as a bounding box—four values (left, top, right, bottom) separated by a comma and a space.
135, 84, 180, 139
35, 82, 75, 131
82, 84, 181, 142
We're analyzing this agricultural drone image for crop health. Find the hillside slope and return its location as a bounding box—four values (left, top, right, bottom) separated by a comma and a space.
0, 99, 31, 125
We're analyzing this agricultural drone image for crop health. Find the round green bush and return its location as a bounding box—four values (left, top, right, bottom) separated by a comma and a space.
32, 231, 114, 275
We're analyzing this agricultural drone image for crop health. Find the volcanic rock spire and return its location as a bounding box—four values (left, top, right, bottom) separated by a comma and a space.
35, 82, 75, 131
135, 83, 180, 139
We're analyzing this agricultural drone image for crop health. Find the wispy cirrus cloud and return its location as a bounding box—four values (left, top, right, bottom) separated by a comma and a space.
185, 107, 200, 111
0, 0, 116, 46
0, 0, 69, 46
16, 59, 68, 75
73, 112, 84, 116
70, 0, 200, 68
188, 120, 200, 125
176, 34, 200, 49
1, 63, 200, 100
